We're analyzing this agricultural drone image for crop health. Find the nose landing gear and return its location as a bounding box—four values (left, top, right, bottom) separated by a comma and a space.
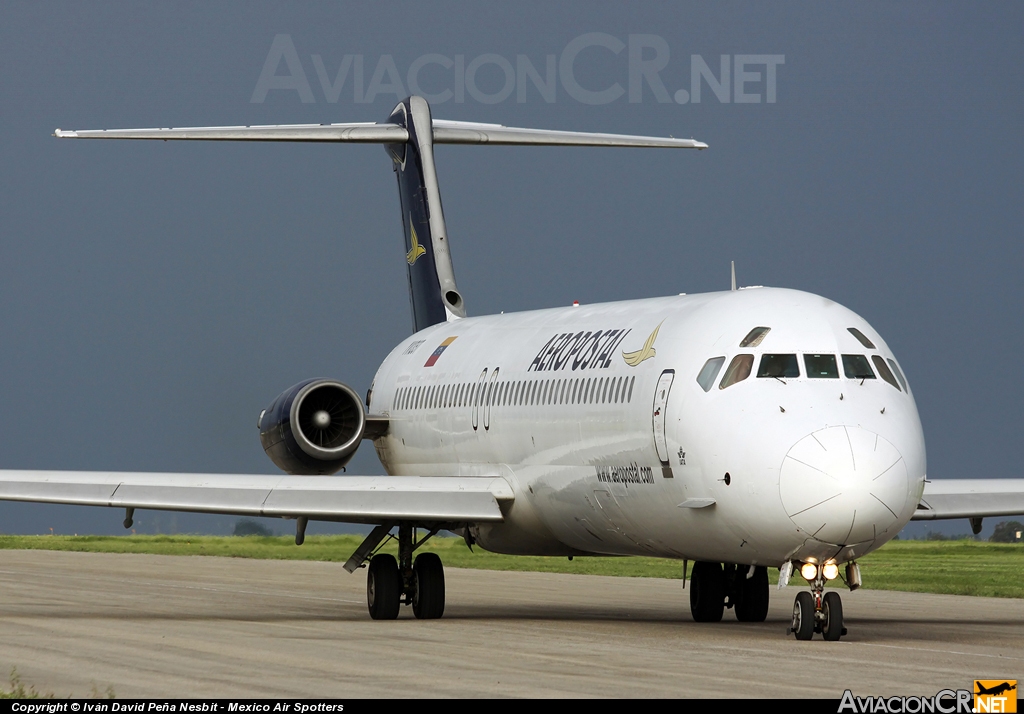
790, 563, 848, 641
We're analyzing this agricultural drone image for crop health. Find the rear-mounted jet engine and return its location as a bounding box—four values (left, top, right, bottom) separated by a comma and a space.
258, 379, 365, 475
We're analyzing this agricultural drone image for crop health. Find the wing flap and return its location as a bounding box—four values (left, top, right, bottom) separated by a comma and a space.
0, 470, 510, 524
912, 479, 1024, 520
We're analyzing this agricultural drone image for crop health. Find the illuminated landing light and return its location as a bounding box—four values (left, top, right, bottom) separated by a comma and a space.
800, 563, 818, 580
822, 562, 840, 581
780, 426, 910, 545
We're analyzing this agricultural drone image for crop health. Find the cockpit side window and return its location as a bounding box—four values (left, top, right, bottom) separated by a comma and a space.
804, 354, 839, 378
848, 327, 876, 349
740, 327, 771, 348
872, 356, 902, 391
696, 357, 726, 392
757, 354, 800, 378
842, 354, 876, 379
719, 354, 754, 389
888, 358, 909, 392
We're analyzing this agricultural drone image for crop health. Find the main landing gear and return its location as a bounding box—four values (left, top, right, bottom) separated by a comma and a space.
363, 523, 446, 620
689, 562, 770, 623
789, 561, 854, 641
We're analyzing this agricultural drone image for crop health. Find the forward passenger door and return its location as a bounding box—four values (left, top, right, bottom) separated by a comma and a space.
652, 369, 675, 478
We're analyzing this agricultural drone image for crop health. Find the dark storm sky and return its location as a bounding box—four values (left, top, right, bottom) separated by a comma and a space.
1, 2, 1021, 537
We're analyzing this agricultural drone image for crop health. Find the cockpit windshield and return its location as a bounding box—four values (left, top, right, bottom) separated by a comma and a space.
719, 354, 753, 389
888, 358, 909, 392
847, 327, 876, 349
696, 357, 726, 392
740, 327, 771, 348
842, 354, 875, 379
872, 356, 901, 391
700, 350, 906, 392
804, 354, 839, 378
757, 354, 799, 378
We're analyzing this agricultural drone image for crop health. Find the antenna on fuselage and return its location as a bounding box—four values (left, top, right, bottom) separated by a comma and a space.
731, 261, 737, 291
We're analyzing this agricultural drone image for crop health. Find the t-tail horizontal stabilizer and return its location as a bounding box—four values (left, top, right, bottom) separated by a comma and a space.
54, 96, 707, 332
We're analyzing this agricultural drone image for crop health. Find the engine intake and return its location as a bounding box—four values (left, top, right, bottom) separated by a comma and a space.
259, 379, 365, 475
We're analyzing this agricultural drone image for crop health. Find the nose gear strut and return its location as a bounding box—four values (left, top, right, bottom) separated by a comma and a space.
790, 563, 848, 641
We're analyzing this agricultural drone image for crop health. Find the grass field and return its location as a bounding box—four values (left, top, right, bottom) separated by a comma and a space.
0, 534, 1021, 598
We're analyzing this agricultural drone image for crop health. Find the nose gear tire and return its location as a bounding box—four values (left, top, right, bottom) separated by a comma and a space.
792, 591, 815, 640
822, 591, 844, 641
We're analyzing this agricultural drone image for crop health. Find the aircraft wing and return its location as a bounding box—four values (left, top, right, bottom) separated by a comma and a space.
912, 479, 1024, 521
0, 470, 512, 525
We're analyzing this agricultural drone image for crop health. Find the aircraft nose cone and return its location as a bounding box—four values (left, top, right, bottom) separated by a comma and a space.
779, 426, 909, 545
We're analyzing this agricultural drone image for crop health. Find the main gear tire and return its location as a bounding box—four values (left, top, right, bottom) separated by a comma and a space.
367, 554, 401, 620
689, 561, 725, 623
412, 552, 445, 620
735, 566, 770, 622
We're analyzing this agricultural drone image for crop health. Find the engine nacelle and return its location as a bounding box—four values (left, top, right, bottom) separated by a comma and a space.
258, 379, 365, 475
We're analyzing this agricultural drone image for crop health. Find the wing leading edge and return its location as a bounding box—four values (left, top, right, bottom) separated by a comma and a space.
0, 470, 512, 525
913, 479, 1024, 521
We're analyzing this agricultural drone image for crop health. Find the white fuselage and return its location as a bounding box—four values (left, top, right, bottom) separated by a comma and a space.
369, 287, 926, 568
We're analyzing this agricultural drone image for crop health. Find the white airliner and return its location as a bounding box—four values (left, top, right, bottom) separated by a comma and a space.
4, 96, 1023, 640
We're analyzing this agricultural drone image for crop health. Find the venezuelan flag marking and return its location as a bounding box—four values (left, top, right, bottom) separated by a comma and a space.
424, 336, 458, 367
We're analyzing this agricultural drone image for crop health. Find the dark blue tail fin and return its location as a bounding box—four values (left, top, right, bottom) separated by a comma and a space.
61, 97, 707, 334
385, 97, 465, 333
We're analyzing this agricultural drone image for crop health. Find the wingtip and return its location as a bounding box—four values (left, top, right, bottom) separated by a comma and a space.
54, 128, 77, 138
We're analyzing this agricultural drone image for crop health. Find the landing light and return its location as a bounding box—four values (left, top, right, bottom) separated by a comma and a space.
800, 563, 818, 580
822, 563, 840, 581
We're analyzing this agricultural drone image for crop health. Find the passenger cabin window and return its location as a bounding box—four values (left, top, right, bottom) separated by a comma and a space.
740, 326, 771, 348
757, 354, 799, 378
842, 354, 875, 379
848, 327, 876, 349
804, 354, 839, 378
696, 357, 726, 392
888, 359, 909, 392
872, 356, 902, 391
391, 373, 638, 412
719, 354, 754, 389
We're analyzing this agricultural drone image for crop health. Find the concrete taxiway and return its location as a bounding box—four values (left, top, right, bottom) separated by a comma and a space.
0, 550, 1020, 698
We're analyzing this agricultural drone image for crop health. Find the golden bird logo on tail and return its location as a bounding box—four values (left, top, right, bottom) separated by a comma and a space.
406, 221, 426, 265
622, 322, 663, 367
